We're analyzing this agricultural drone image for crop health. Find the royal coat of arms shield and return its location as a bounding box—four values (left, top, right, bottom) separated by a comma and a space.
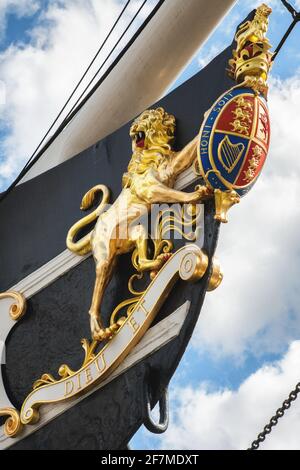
198, 87, 270, 197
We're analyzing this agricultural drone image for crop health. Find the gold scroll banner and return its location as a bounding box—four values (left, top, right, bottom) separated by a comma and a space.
20, 244, 208, 426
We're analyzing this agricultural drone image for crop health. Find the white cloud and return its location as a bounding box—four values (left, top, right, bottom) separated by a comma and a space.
160, 341, 300, 450
192, 73, 300, 359
0, 0, 155, 185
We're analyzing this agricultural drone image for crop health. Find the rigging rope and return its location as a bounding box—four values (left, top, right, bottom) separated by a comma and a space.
248, 381, 300, 450
20, 0, 133, 174
272, 1, 300, 61
0, 0, 167, 202
63, 0, 148, 124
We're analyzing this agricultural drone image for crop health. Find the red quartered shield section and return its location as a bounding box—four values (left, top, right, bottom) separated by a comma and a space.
233, 96, 269, 188
255, 99, 270, 148
235, 141, 267, 186
216, 95, 256, 139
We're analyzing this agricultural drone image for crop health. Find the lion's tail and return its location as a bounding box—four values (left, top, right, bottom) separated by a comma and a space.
66, 185, 110, 256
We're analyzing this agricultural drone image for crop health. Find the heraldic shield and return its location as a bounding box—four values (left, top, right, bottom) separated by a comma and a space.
198, 87, 270, 197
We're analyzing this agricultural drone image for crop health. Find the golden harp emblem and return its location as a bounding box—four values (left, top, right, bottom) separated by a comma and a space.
217, 136, 245, 174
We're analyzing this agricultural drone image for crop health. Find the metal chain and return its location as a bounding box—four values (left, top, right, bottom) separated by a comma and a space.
248, 382, 300, 450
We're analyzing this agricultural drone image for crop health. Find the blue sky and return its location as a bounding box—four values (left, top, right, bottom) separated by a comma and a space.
1, 0, 300, 450
0, 10, 39, 51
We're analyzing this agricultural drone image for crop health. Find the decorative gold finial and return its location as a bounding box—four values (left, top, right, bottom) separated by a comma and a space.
0, 408, 22, 437
214, 190, 240, 224
228, 4, 273, 94
0, 291, 27, 321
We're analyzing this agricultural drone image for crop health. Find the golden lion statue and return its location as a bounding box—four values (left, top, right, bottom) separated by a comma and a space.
67, 107, 210, 341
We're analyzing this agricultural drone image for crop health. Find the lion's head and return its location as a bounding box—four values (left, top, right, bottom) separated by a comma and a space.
123, 108, 176, 188
130, 107, 176, 153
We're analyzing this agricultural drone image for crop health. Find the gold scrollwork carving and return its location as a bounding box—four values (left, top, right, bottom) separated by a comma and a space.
0, 291, 27, 321
207, 257, 224, 292
179, 250, 208, 282
31, 202, 204, 399
0, 408, 22, 438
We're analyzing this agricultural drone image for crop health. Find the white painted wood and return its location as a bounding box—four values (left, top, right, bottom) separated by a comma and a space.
0, 301, 190, 450
0, 298, 17, 410
21, 0, 236, 183
175, 166, 198, 191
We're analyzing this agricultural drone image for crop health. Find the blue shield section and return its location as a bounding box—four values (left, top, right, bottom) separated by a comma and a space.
212, 132, 249, 184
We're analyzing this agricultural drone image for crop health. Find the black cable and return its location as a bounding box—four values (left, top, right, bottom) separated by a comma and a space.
63, 0, 148, 124
1, 0, 167, 202
272, 0, 300, 62
281, 0, 298, 17
20, 0, 133, 175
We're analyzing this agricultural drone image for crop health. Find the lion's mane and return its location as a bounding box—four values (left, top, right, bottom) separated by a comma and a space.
123, 107, 176, 188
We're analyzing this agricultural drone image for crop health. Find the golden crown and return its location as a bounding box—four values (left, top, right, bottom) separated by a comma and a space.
228, 4, 273, 92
